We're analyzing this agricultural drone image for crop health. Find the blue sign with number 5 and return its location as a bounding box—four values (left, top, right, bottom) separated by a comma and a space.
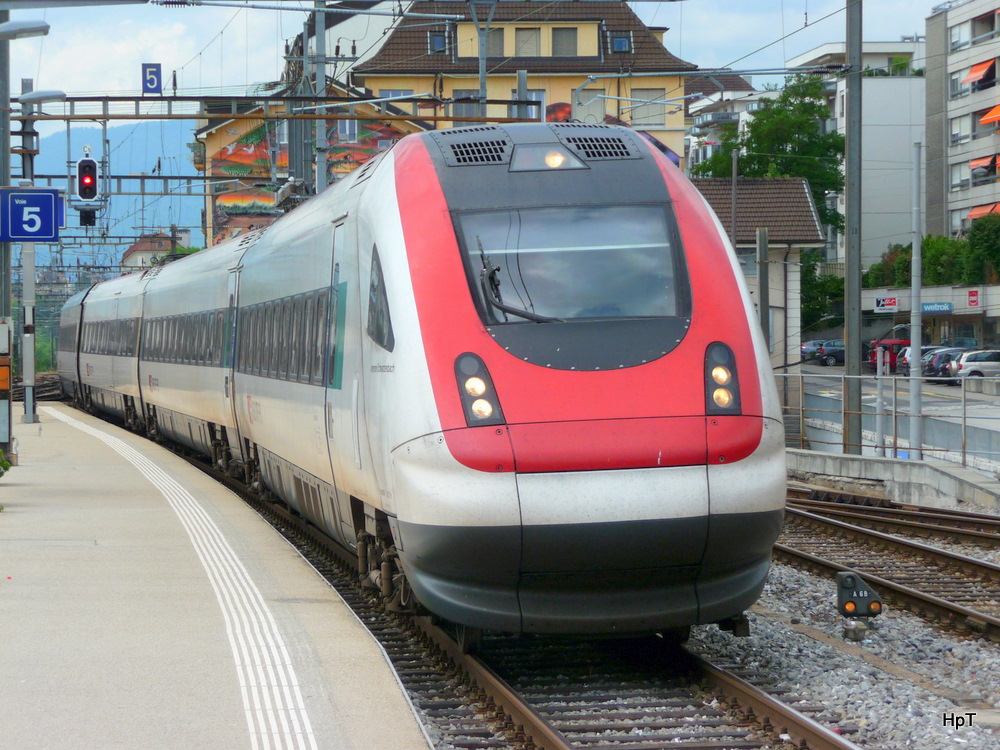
142, 63, 162, 95
0, 188, 60, 242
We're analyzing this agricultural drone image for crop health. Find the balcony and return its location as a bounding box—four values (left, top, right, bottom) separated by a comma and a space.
693, 111, 740, 128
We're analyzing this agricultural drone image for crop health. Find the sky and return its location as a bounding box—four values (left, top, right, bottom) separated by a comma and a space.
4, 1, 942, 107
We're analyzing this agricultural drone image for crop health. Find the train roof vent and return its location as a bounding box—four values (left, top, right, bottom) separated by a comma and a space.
552, 124, 642, 161
449, 139, 510, 165
349, 154, 382, 188
237, 228, 265, 249
432, 127, 511, 166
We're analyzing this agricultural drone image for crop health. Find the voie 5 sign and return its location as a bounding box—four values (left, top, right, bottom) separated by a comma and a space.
0, 188, 60, 242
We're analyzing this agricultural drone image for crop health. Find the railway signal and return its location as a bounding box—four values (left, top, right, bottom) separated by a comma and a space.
75, 158, 99, 201
837, 572, 883, 618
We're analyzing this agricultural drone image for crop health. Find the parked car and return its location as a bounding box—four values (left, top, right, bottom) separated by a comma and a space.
867, 338, 910, 373
816, 339, 845, 366
923, 348, 970, 384
801, 339, 825, 360
939, 337, 979, 348
949, 350, 1000, 379
898, 345, 943, 377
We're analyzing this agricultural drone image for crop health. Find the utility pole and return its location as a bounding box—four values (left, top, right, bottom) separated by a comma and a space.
909, 142, 923, 460
313, 0, 328, 193
468, 1, 497, 118
844, 0, 863, 454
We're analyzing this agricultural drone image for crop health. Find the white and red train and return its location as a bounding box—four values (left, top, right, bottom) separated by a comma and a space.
59, 123, 786, 636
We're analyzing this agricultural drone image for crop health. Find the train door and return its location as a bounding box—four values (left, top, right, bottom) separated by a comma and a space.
324, 220, 359, 543
224, 267, 246, 463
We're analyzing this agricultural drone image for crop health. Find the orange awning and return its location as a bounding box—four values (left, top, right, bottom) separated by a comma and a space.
964, 60, 996, 84
980, 104, 1000, 125
967, 203, 999, 220
970, 155, 996, 170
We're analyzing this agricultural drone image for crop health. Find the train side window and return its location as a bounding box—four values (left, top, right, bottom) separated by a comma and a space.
265, 301, 277, 378
317, 288, 330, 385
366, 245, 395, 352
214, 311, 224, 367
167, 318, 176, 362
256, 308, 265, 375
288, 298, 301, 381
279, 300, 291, 379
180, 317, 189, 364
303, 294, 316, 382
249, 306, 259, 375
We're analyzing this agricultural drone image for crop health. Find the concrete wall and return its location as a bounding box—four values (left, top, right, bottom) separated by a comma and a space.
788, 448, 1000, 511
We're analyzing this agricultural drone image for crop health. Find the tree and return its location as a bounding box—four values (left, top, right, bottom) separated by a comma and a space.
800, 249, 844, 331
692, 75, 845, 229
966, 213, 1000, 284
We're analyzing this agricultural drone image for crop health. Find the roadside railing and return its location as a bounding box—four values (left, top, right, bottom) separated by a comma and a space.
775, 371, 1000, 474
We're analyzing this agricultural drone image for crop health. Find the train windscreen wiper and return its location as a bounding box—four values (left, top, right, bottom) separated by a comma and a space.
476, 236, 562, 324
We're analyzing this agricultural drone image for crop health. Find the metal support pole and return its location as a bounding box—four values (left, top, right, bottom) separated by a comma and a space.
909, 141, 923, 460
844, 0, 864, 453
756, 227, 769, 348
0, 9, 12, 451
799, 373, 806, 449
19, 79, 37, 423
313, 1, 328, 192
875, 347, 885, 456
730, 149, 738, 248
468, 1, 496, 119
516, 69, 528, 120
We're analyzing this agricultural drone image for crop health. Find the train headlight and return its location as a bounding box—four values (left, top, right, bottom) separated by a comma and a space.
713, 388, 733, 408
454, 353, 506, 427
471, 399, 494, 419
509, 144, 587, 172
465, 376, 487, 397
705, 343, 742, 415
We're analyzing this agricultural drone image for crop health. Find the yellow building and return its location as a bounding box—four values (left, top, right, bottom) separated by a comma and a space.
353, 1, 694, 166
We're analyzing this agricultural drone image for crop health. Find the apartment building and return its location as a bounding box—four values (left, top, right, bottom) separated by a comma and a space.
926, 0, 1000, 236
787, 39, 926, 268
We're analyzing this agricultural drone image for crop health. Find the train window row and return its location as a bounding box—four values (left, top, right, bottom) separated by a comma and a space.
142, 310, 226, 367
236, 288, 330, 385
81, 317, 139, 357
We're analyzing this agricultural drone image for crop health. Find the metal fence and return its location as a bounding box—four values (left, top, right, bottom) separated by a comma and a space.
775, 372, 1000, 474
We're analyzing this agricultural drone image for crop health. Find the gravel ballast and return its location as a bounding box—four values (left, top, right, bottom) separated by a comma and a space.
689, 563, 999, 749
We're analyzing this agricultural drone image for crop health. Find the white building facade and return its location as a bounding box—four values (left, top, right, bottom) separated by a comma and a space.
787, 40, 927, 269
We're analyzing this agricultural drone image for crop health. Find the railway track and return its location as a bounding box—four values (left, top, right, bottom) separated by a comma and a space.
788, 487, 1000, 547
777, 507, 1000, 642
166, 448, 862, 750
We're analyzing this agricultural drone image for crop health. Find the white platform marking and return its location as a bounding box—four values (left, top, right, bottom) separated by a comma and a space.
43, 407, 318, 750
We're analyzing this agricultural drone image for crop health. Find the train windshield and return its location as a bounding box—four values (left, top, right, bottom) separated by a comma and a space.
456, 205, 688, 324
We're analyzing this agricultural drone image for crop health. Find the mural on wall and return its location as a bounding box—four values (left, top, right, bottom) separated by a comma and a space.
207, 116, 411, 242
211, 122, 288, 178
328, 120, 408, 177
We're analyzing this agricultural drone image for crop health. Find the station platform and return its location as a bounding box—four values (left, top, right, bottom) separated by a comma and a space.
0, 403, 432, 750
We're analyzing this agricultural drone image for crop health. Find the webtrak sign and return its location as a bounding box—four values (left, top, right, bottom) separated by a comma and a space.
922, 302, 953, 314
874, 295, 898, 313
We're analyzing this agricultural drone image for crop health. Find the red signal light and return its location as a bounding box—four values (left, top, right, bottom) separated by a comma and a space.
76, 158, 99, 201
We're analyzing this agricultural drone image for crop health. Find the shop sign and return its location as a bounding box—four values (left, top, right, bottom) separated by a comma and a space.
969, 290, 980, 307
922, 302, 953, 313
875, 295, 898, 312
